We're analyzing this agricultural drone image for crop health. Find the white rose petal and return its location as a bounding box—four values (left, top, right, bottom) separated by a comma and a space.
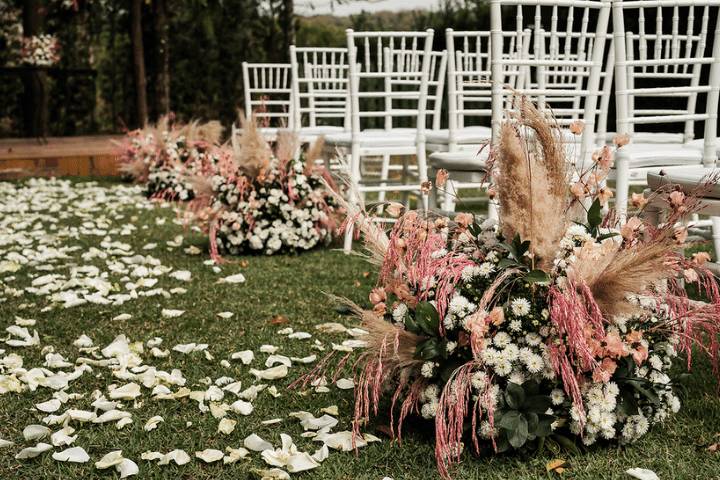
52, 446, 90, 463
231, 350, 254, 364
217, 312, 234, 319
219, 273, 245, 284
23, 425, 51, 441
161, 309, 185, 318
195, 448, 224, 463
169, 270, 191, 282
336, 378, 355, 390
109, 383, 141, 400
95, 450, 124, 469
244, 433, 273, 452
36, 398, 62, 413
15, 442, 52, 459
218, 418, 237, 435
143, 416, 164, 432
250, 365, 288, 381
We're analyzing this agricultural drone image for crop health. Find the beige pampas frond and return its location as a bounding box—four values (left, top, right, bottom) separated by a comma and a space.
494, 97, 570, 269
275, 130, 300, 166
585, 237, 679, 318
194, 120, 224, 144
304, 136, 325, 175
330, 296, 423, 368
233, 115, 272, 178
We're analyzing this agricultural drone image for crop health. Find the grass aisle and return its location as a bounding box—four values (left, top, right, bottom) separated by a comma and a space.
1, 179, 719, 480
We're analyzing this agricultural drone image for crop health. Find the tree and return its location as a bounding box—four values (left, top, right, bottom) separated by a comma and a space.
153, 0, 170, 116
21, 0, 48, 138
279, 0, 295, 58
130, 0, 148, 126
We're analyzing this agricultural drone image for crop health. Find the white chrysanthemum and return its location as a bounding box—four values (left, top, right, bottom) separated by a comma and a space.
461, 265, 481, 281
449, 295, 470, 315
510, 298, 531, 317
649, 355, 663, 370
493, 332, 511, 348
392, 303, 408, 323
421, 401, 438, 419
477, 262, 495, 277
605, 381, 620, 397
424, 384, 439, 402
508, 371, 525, 385
446, 341, 457, 354
550, 389, 565, 405
509, 319, 522, 332
471, 372, 487, 391
525, 333, 542, 346
503, 344, 520, 362
494, 360, 512, 376
421, 361, 437, 378
524, 354, 544, 374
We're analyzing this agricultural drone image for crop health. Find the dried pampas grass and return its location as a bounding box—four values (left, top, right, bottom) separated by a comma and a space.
233, 115, 272, 178
494, 98, 569, 269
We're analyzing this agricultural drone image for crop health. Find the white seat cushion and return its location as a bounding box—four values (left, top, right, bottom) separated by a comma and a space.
614, 143, 703, 168
426, 126, 492, 145
325, 130, 417, 148
682, 138, 720, 155
604, 132, 686, 144
297, 126, 345, 136
429, 149, 490, 171
647, 167, 720, 199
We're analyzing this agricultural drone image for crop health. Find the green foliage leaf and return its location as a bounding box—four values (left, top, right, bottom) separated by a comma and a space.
587, 198, 603, 231
508, 414, 529, 448
524, 395, 553, 414
414, 301, 440, 336
504, 383, 525, 410
525, 269, 549, 284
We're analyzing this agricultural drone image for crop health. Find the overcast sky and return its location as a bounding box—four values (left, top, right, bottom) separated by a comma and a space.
296, 0, 442, 16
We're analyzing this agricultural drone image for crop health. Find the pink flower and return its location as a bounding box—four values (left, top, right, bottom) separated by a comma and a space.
692, 251, 711, 265
597, 187, 614, 206
596, 146, 613, 170
683, 268, 699, 283
570, 181, 586, 199
385, 202, 405, 218
620, 216, 642, 241
674, 227, 688, 244
455, 212, 474, 229
488, 306, 505, 326
613, 133, 630, 147
669, 190, 686, 209
435, 169, 449, 188
369, 287, 387, 305
569, 120, 585, 135
631, 192, 649, 210
592, 358, 617, 383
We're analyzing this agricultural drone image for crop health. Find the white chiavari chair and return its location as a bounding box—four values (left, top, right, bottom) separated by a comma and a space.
612, 0, 720, 221
289, 46, 350, 144
428, 29, 529, 212
323, 29, 435, 252
236, 62, 293, 142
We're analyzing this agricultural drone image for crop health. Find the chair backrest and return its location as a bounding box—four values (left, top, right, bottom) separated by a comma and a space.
241, 62, 293, 128
613, 0, 720, 164
490, 1, 612, 160
446, 29, 530, 149
346, 30, 435, 142
289, 46, 350, 131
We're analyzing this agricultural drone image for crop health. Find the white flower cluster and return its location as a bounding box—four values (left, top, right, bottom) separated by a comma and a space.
20, 34, 60, 66
212, 159, 334, 255
570, 340, 679, 446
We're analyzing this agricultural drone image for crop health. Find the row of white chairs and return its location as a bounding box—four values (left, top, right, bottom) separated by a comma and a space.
238, 0, 720, 252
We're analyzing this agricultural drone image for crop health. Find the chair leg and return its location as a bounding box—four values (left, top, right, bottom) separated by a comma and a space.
378, 153, 390, 206
343, 147, 362, 254
488, 197, 499, 220
614, 155, 630, 223
417, 145, 429, 211
442, 179, 457, 212
712, 216, 720, 261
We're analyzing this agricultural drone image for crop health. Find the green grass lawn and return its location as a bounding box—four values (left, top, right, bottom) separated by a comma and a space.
1, 178, 719, 480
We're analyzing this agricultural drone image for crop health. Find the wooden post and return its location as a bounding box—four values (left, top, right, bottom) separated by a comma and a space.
153, 0, 170, 116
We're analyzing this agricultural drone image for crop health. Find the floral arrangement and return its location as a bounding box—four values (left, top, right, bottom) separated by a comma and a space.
20, 34, 60, 66
115, 116, 224, 201
315, 98, 720, 477
185, 119, 338, 256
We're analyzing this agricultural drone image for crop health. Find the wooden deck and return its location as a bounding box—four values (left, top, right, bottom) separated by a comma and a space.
0, 135, 123, 178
